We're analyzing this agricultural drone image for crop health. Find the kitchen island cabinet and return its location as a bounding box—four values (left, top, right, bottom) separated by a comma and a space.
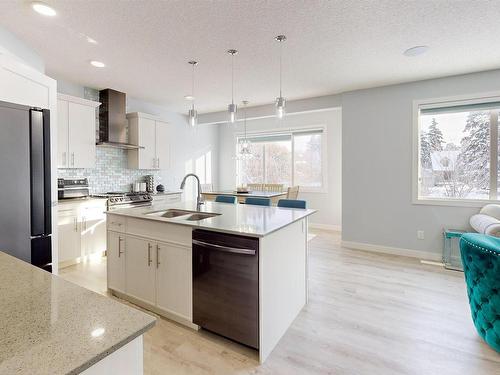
106, 201, 315, 362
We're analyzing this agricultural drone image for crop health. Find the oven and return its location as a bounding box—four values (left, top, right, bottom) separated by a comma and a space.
58, 178, 89, 199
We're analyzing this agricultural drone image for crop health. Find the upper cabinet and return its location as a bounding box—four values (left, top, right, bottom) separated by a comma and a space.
127, 112, 171, 170
57, 94, 100, 169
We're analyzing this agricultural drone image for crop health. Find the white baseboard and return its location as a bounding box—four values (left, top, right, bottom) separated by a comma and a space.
340, 240, 442, 262
309, 223, 342, 232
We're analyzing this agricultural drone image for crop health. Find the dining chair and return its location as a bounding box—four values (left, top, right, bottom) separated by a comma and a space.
247, 183, 264, 191
286, 186, 299, 200
215, 195, 236, 204
245, 197, 271, 206
264, 183, 284, 192
277, 199, 306, 209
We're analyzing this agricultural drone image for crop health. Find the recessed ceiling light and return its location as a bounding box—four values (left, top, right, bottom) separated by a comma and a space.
403, 45, 429, 57
90, 60, 105, 68
184, 95, 195, 101
31, 1, 56, 16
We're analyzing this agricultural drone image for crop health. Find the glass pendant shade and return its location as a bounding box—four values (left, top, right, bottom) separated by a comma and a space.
275, 96, 286, 119
188, 107, 197, 127
228, 103, 237, 124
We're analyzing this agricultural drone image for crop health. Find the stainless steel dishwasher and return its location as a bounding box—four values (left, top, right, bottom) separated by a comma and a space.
192, 229, 259, 349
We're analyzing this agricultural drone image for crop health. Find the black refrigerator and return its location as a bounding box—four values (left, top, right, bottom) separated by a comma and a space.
0, 100, 52, 271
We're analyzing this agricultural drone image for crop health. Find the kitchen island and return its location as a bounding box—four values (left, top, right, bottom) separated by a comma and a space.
106, 201, 316, 362
0, 252, 156, 375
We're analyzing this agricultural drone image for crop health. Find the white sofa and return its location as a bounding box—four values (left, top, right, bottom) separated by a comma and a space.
470, 204, 500, 237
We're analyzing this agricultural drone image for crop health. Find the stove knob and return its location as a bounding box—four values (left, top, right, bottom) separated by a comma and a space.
109, 198, 115, 203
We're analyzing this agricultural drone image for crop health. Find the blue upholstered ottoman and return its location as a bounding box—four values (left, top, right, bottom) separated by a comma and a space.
459, 233, 500, 352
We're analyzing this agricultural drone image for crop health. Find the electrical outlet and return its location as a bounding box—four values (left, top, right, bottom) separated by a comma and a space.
417, 230, 425, 240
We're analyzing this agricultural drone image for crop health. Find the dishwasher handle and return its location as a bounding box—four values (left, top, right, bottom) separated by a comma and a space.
192, 239, 256, 255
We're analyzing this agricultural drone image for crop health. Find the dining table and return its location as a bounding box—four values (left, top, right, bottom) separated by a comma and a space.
201, 190, 287, 205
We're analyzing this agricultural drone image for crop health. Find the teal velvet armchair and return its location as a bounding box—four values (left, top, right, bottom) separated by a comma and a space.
459, 233, 500, 352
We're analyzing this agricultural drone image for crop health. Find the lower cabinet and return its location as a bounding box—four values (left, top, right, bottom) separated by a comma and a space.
106, 230, 192, 323
81, 206, 107, 256
58, 199, 107, 267
125, 236, 156, 306
156, 242, 192, 319
107, 231, 126, 294
58, 210, 81, 262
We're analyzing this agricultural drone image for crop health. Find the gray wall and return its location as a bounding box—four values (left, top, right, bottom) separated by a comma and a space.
217, 109, 342, 228
342, 69, 500, 256
0, 25, 44, 72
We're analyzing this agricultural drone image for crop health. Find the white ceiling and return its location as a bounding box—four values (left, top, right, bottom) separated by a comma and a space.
1, 1, 500, 114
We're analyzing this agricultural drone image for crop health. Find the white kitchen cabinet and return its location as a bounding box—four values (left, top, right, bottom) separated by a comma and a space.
57, 210, 81, 262
107, 231, 126, 294
81, 206, 107, 256
155, 120, 170, 169
57, 99, 69, 168
127, 112, 170, 170
151, 193, 182, 205
125, 236, 157, 306
156, 241, 192, 320
57, 94, 100, 169
57, 199, 107, 268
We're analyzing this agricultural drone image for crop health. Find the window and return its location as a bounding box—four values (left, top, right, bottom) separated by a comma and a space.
236, 128, 325, 191
416, 96, 500, 203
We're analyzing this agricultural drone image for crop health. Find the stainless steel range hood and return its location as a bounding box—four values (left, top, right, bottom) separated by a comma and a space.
97, 89, 144, 149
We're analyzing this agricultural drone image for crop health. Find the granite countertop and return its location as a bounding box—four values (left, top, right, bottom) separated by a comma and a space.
0, 252, 156, 375
106, 201, 316, 237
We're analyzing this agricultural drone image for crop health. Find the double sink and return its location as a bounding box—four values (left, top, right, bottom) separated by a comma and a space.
146, 209, 221, 222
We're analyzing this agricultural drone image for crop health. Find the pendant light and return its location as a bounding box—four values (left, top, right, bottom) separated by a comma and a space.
239, 100, 252, 159
187, 60, 198, 127
227, 49, 238, 124
275, 35, 287, 119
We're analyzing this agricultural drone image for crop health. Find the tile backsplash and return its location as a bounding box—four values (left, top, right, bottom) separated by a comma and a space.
58, 147, 161, 193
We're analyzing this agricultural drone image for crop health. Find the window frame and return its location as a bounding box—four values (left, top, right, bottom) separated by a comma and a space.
412, 91, 500, 207
235, 124, 328, 193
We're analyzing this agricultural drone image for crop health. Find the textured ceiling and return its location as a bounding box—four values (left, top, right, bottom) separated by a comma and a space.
1, 0, 500, 114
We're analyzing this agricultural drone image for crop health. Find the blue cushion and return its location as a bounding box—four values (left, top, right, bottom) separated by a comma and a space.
460, 233, 500, 352
245, 197, 271, 206
215, 195, 236, 204
277, 199, 306, 209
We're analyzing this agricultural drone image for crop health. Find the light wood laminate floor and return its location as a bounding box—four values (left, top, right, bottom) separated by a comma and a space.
59, 230, 499, 374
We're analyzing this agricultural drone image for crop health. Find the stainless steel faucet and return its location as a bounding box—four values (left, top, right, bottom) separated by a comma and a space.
180, 173, 204, 210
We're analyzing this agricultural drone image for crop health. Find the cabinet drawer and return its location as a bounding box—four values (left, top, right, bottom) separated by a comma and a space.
107, 215, 126, 232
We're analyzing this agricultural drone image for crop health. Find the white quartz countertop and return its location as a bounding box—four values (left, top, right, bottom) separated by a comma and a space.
0, 252, 156, 375
106, 201, 316, 237
151, 190, 182, 196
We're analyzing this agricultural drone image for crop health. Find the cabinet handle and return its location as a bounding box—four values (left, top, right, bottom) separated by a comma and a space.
71, 152, 75, 166
157, 157, 160, 168
148, 243, 152, 266
62, 152, 67, 166
74, 217, 77, 232
118, 237, 124, 257
156, 244, 160, 268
